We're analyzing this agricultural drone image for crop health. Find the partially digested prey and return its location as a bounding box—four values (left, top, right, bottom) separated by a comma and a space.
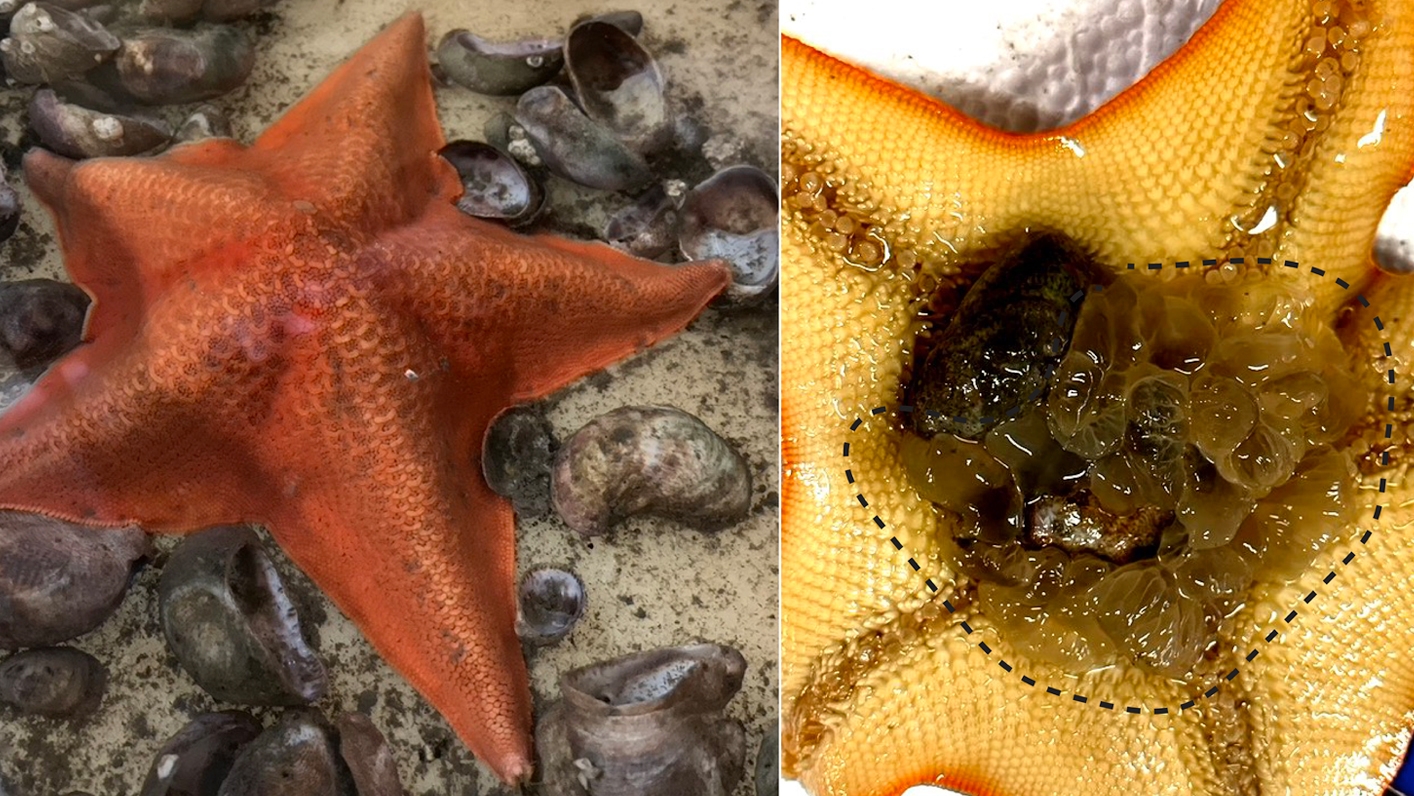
904, 242, 1362, 678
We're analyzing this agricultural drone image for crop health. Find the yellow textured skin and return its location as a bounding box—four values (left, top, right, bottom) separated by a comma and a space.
780, 0, 1414, 793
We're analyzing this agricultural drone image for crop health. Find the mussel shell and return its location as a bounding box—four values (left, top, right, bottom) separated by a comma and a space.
135, 0, 202, 24
482, 110, 516, 152
115, 25, 255, 105
564, 642, 747, 715
0, 2, 120, 84
0, 646, 106, 719
0, 278, 90, 374
197, 0, 271, 22
541, 643, 749, 796
29, 88, 172, 158
157, 525, 327, 706
603, 181, 682, 259
482, 403, 556, 516
551, 406, 753, 536
679, 166, 779, 304
564, 20, 669, 153
1, 0, 105, 13
173, 104, 234, 143
435, 28, 562, 96
909, 233, 1108, 440
516, 567, 585, 646
217, 708, 348, 796
138, 710, 262, 796
754, 723, 778, 796
0, 167, 18, 244
514, 85, 650, 192
438, 140, 544, 228
0, 512, 150, 650
569, 10, 644, 37
335, 712, 405, 796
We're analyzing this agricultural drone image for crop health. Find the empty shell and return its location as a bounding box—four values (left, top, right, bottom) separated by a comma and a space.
514, 85, 650, 192
0, 646, 106, 719
679, 166, 779, 303
336, 712, 406, 796
516, 567, 586, 645
439, 140, 545, 228
114, 25, 255, 105
0, 2, 120, 84
0, 279, 90, 375
538, 643, 748, 796
29, 88, 171, 158
564, 20, 669, 153
603, 181, 683, 259
173, 104, 233, 142
158, 525, 327, 706
138, 711, 262, 796
551, 406, 753, 536
216, 708, 343, 796
435, 28, 562, 95
0, 512, 150, 650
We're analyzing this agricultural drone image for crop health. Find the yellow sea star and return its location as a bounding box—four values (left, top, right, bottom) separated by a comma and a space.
780, 0, 1414, 792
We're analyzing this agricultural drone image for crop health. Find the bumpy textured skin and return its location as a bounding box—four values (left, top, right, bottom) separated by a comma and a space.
0, 13, 729, 786
781, 0, 1414, 793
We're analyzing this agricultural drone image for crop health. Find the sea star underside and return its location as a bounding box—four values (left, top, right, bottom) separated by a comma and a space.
781, 0, 1414, 793
0, 14, 730, 785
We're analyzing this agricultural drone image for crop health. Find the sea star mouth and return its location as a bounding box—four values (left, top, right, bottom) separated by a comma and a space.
892, 232, 1368, 681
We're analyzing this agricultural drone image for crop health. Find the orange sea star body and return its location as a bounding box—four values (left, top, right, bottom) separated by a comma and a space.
0, 14, 728, 784
781, 0, 1414, 793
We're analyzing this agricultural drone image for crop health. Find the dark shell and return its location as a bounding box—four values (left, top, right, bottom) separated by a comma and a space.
135, 0, 202, 23
481, 110, 516, 152
139, 710, 262, 796
564, 20, 668, 153
910, 233, 1110, 440
29, 88, 172, 158
196, 0, 272, 22
335, 712, 405, 796
1, 0, 107, 13
514, 85, 650, 192
679, 166, 779, 303
217, 708, 349, 796
0, 512, 150, 650
482, 403, 556, 517
438, 140, 544, 228
0, 646, 106, 718
0, 279, 90, 374
157, 525, 327, 706
435, 28, 562, 96
569, 10, 644, 36
516, 567, 585, 646
604, 181, 682, 259
551, 406, 752, 536
115, 25, 255, 105
173, 104, 233, 142
754, 722, 778, 796
538, 643, 747, 796
0, 2, 120, 84
0, 165, 20, 244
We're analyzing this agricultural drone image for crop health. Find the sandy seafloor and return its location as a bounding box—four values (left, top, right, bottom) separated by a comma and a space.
0, 0, 779, 794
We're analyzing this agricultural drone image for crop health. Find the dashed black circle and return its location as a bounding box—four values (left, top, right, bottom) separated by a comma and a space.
845, 257, 1395, 714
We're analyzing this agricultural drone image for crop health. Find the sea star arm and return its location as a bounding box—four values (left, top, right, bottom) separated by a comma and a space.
258, 346, 535, 785
0, 275, 311, 529
249, 13, 461, 234
363, 203, 732, 400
